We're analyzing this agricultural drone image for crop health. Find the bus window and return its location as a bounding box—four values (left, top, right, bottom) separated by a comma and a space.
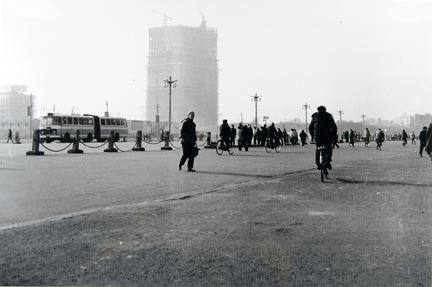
62, 117, 67, 125
68, 117, 72, 124
73, 118, 78, 125
52, 117, 61, 125
88, 118, 93, 125
121, 119, 126, 126
107, 119, 112, 125
79, 118, 84, 125
115, 119, 120, 125
83, 118, 88, 125
101, 119, 105, 125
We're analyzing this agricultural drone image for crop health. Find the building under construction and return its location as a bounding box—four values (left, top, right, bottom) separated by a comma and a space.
146, 19, 218, 132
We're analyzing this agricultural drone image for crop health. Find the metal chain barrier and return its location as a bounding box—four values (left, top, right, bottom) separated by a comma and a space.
39, 141, 73, 153
169, 140, 182, 149
80, 140, 108, 149
143, 139, 164, 145
114, 142, 137, 152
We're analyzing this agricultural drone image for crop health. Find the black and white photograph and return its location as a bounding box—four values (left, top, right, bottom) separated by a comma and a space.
1, 0, 432, 285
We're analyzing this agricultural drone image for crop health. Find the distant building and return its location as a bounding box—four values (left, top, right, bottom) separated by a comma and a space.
0, 86, 34, 139
410, 114, 432, 133
146, 19, 218, 132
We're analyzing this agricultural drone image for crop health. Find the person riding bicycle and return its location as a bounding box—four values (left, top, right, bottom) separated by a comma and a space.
308, 106, 337, 170
267, 123, 278, 146
219, 119, 231, 150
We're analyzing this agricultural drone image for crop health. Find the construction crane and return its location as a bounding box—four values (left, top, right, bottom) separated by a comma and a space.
152, 9, 172, 26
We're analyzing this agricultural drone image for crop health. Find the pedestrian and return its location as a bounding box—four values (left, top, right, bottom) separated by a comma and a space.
299, 129, 307, 146
364, 128, 371, 147
261, 124, 267, 146
219, 119, 231, 149
402, 130, 408, 146
411, 132, 416, 145
344, 130, 349, 143
349, 129, 355, 147
277, 128, 283, 145
237, 123, 244, 151
247, 124, 253, 147
253, 126, 258, 145
426, 123, 432, 160
6, 129, 14, 143
179, 111, 197, 172
376, 129, 385, 150
230, 125, 236, 147
14, 132, 21, 144
419, 126, 428, 157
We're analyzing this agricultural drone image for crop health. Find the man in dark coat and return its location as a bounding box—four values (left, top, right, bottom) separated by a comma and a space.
349, 129, 355, 147
179, 111, 197, 172
402, 130, 408, 146
419, 126, 428, 157
268, 123, 277, 146
299, 130, 307, 146
376, 129, 385, 150
219, 119, 231, 148
261, 124, 267, 146
309, 106, 337, 169
230, 125, 236, 147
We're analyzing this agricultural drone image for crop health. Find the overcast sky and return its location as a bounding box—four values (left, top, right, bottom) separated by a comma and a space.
0, 0, 431, 124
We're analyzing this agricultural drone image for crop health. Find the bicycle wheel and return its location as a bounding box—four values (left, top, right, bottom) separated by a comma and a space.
275, 144, 282, 153
265, 144, 271, 153
216, 140, 223, 155
228, 146, 234, 155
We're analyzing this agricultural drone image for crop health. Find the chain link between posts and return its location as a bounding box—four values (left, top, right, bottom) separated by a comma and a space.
143, 139, 164, 145
80, 140, 109, 149
39, 141, 73, 152
114, 142, 137, 152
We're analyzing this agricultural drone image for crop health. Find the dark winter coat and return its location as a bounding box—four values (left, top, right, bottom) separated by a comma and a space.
220, 123, 231, 139
308, 111, 337, 146
419, 129, 428, 144
180, 118, 197, 145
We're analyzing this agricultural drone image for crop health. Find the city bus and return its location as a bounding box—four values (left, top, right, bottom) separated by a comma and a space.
39, 113, 128, 143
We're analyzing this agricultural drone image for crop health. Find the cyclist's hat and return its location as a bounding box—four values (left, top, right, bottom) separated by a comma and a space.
223, 119, 227, 123
317, 106, 326, 112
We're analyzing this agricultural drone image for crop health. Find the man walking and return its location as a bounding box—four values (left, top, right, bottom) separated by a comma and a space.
6, 129, 14, 143
376, 129, 385, 150
230, 125, 236, 147
179, 111, 197, 172
419, 126, 428, 157
299, 130, 308, 146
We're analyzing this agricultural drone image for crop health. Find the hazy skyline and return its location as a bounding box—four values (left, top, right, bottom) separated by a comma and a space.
1, 0, 431, 125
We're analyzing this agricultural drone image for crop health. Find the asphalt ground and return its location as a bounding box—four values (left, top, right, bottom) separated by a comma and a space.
1, 141, 431, 286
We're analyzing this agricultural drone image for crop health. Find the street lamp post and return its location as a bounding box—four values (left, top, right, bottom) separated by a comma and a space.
338, 109, 344, 141
361, 114, 366, 130
251, 93, 261, 128
302, 103, 310, 131
161, 76, 177, 150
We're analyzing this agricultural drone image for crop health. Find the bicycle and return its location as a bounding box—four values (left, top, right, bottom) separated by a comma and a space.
265, 138, 282, 153
317, 145, 330, 182
216, 139, 234, 155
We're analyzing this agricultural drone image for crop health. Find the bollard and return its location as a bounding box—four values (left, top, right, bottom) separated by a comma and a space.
68, 130, 84, 154
26, 129, 44, 156
104, 130, 118, 152
161, 131, 173, 150
204, 131, 217, 149
132, 130, 145, 151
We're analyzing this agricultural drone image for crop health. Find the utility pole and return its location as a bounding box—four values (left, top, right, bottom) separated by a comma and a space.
105, 101, 109, 117
378, 117, 381, 129
251, 93, 262, 128
163, 76, 177, 150
28, 94, 33, 138
302, 103, 310, 131
338, 109, 344, 134
53, 105, 56, 114
361, 114, 365, 130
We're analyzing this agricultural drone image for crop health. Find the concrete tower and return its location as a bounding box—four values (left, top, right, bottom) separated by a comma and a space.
146, 19, 218, 132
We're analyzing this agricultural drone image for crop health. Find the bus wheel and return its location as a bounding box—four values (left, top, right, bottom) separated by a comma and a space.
86, 133, 93, 142
114, 132, 120, 142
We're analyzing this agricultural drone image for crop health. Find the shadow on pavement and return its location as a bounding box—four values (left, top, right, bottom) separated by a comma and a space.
335, 177, 432, 188
197, 170, 273, 179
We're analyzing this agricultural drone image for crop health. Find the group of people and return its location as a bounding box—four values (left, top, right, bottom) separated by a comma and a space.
220, 122, 309, 150
5, 129, 21, 144
177, 109, 432, 173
